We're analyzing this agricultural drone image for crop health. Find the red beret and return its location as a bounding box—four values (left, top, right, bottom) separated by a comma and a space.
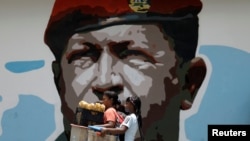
44, 0, 202, 61
47, 0, 202, 28
50, 0, 202, 16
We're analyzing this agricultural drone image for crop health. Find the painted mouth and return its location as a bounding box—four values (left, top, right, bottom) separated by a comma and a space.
92, 85, 123, 100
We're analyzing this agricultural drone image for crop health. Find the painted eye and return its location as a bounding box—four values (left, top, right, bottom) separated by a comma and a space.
67, 42, 102, 64
110, 41, 156, 63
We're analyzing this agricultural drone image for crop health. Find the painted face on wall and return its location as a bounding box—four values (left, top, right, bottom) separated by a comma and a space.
44, 1, 204, 140
60, 24, 177, 119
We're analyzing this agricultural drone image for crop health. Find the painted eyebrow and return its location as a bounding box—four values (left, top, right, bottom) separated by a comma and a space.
108, 41, 157, 63
66, 42, 102, 63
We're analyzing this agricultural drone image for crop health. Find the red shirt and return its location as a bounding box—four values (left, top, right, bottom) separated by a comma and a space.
104, 107, 117, 124
104, 107, 124, 127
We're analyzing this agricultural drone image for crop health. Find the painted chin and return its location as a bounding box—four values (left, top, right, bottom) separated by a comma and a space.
82, 89, 100, 102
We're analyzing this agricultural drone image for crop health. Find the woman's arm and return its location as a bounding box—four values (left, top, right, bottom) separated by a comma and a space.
101, 125, 128, 135
96, 121, 115, 128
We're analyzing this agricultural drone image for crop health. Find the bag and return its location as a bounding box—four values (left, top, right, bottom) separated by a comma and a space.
115, 111, 126, 141
115, 111, 126, 127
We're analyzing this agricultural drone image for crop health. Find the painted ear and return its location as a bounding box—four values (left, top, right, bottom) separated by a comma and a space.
52, 61, 61, 78
52, 61, 61, 91
181, 57, 207, 110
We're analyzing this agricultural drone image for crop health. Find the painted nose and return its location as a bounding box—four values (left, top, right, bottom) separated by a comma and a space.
92, 48, 123, 99
99, 49, 113, 84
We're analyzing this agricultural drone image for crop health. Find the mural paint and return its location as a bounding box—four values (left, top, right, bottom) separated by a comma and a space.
44, 0, 204, 140
0, 0, 250, 141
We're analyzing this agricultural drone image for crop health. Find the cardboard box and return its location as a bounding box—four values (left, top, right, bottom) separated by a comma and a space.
87, 129, 118, 141
70, 124, 88, 141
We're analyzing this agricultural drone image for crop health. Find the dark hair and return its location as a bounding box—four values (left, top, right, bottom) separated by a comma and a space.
126, 96, 142, 126
103, 91, 119, 106
126, 96, 144, 141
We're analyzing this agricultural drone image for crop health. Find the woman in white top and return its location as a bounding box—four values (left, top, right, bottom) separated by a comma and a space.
100, 96, 143, 141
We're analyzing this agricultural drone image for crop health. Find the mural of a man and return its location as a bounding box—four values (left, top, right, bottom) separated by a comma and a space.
44, 0, 206, 140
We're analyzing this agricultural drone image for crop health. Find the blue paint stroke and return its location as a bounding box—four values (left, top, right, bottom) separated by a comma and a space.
185, 45, 250, 141
0, 96, 2, 102
5, 60, 45, 73
0, 94, 55, 141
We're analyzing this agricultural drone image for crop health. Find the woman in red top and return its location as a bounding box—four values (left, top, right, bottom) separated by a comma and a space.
98, 91, 125, 128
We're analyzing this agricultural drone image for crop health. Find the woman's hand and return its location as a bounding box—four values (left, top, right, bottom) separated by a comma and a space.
100, 127, 108, 137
